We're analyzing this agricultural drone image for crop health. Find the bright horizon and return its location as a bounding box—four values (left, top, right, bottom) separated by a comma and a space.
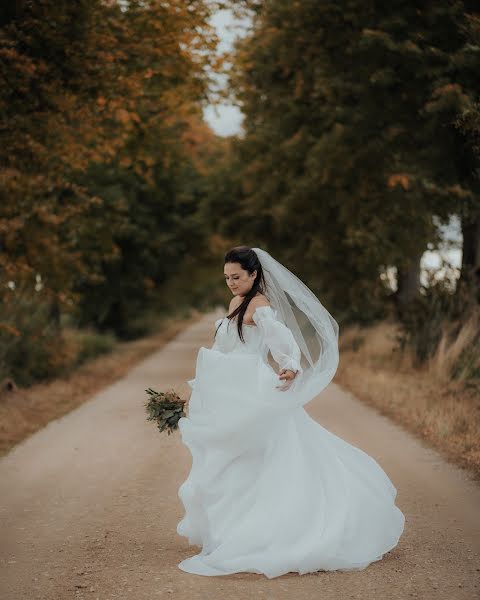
203, 9, 247, 137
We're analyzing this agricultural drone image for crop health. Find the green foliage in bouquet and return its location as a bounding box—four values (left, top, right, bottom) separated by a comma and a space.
144, 387, 186, 435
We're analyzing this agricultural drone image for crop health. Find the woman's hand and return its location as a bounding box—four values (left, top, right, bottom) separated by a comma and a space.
276, 368, 298, 391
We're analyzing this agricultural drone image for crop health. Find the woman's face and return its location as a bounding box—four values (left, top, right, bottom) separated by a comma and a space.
224, 262, 257, 297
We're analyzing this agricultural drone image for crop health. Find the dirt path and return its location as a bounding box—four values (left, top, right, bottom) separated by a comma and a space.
1, 311, 479, 600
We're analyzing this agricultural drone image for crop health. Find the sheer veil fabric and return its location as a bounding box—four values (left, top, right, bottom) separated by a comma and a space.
251, 247, 340, 409
176, 247, 405, 578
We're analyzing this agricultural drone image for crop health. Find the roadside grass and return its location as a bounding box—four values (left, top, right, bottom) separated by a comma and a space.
0, 308, 204, 457
336, 315, 480, 480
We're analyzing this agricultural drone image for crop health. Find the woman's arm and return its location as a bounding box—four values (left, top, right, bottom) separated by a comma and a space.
251, 301, 302, 389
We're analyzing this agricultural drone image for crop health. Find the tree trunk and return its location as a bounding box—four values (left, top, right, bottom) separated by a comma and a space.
49, 298, 61, 330
395, 250, 422, 317
458, 208, 480, 304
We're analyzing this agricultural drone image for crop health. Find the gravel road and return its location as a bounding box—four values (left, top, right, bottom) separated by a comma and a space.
1, 311, 479, 600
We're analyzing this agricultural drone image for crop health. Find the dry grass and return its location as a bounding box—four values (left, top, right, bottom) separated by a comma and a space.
336, 318, 480, 480
0, 309, 204, 458
3, 306, 478, 479
428, 309, 479, 382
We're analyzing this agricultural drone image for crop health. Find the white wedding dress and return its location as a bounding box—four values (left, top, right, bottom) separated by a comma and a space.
176, 306, 405, 578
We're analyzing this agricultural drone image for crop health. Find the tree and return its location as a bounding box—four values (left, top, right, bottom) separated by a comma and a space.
0, 0, 221, 336
223, 0, 479, 321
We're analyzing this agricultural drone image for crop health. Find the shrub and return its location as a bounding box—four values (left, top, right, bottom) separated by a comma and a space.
0, 278, 70, 386
396, 266, 479, 385
73, 329, 117, 365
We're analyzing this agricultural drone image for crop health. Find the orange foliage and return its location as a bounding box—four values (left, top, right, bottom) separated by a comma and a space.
0, 0, 220, 303
387, 174, 411, 190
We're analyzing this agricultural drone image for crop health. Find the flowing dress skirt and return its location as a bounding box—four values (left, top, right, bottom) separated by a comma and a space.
176, 347, 405, 578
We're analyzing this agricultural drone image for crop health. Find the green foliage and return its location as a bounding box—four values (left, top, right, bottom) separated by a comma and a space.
1, 0, 223, 348
395, 274, 460, 364
0, 275, 119, 386
3, 0, 478, 387
0, 278, 69, 386
394, 263, 478, 382
223, 0, 479, 324
74, 330, 117, 366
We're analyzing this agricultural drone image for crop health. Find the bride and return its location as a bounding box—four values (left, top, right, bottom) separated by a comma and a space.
176, 245, 405, 578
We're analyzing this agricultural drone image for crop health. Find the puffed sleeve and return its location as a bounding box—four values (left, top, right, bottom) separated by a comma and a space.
252, 306, 303, 374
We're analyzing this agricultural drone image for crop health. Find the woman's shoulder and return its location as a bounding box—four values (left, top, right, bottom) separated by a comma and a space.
250, 293, 271, 310
249, 294, 275, 322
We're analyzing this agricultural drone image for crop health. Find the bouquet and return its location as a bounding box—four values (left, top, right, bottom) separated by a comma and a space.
144, 387, 187, 435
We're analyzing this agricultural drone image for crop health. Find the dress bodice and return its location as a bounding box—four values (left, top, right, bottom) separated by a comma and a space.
211, 306, 302, 374
213, 314, 265, 355
187, 306, 303, 391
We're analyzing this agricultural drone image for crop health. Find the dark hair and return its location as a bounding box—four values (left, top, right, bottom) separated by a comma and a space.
215, 246, 268, 343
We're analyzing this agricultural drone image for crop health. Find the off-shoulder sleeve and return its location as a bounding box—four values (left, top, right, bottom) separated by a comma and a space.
252, 306, 303, 374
